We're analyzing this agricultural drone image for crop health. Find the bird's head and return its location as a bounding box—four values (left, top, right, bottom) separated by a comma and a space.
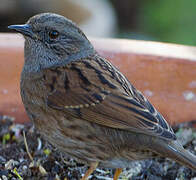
8, 13, 95, 72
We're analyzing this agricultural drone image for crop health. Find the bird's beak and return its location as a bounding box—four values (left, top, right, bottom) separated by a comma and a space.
8, 24, 34, 38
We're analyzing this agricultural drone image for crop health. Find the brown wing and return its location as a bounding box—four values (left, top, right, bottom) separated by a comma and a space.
45, 56, 176, 140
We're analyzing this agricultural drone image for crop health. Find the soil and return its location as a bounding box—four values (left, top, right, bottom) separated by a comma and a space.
0, 115, 196, 180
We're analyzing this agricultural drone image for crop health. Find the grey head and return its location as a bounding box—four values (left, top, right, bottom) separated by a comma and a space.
8, 13, 95, 73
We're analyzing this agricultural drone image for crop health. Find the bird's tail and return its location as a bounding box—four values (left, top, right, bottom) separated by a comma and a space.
155, 139, 196, 171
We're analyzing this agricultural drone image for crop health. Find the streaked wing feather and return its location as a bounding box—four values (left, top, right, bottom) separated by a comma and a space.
45, 57, 176, 140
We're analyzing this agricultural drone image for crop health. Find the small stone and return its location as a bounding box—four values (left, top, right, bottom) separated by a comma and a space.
55, 174, 60, 180
2, 175, 8, 180
39, 165, 47, 175
0, 156, 6, 162
0, 170, 9, 177
176, 128, 193, 146
121, 161, 142, 178
23, 165, 28, 171
5, 159, 19, 170
10, 124, 24, 137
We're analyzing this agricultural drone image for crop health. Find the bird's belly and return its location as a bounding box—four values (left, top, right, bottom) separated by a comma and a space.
101, 158, 142, 169
100, 150, 156, 168
25, 99, 157, 167
29, 107, 112, 163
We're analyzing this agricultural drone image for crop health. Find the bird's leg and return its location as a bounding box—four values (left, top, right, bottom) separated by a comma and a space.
81, 162, 99, 180
113, 168, 123, 180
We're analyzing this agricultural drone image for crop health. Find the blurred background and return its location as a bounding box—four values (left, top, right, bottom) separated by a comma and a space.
2, 0, 196, 46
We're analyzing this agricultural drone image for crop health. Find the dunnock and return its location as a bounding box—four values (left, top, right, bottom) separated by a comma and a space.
8, 13, 196, 179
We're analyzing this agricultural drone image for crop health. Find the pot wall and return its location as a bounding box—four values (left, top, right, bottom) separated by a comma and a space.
1, 33, 196, 124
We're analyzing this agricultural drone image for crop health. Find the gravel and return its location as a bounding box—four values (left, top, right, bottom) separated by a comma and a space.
0, 115, 196, 180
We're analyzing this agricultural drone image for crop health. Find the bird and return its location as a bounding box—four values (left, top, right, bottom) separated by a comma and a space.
8, 13, 196, 180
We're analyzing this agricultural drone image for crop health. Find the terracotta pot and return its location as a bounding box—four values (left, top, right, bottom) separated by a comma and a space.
1, 33, 196, 124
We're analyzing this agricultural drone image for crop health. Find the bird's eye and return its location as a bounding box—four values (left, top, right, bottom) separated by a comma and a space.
49, 30, 59, 39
